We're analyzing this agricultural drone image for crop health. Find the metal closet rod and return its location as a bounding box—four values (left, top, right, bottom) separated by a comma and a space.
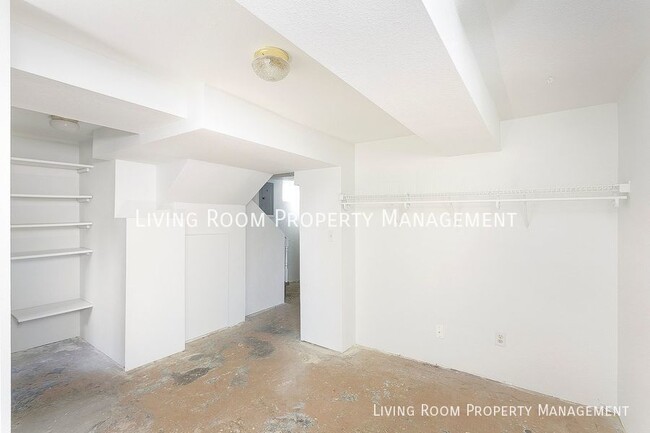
340, 182, 631, 208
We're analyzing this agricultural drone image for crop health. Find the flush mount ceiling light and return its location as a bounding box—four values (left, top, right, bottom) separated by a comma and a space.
49, 115, 80, 132
251, 46, 290, 82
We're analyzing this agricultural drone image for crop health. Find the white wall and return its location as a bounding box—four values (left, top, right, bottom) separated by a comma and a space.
1, 0, 11, 427
11, 136, 84, 351
355, 104, 619, 406
618, 58, 650, 433
186, 234, 229, 337
114, 160, 157, 218
80, 158, 126, 366
246, 201, 285, 315
295, 167, 355, 352
124, 216, 185, 371
158, 159, 270, 206
83, 159, 256, 367
271, 179, 300, 282
115, 160, 266, 363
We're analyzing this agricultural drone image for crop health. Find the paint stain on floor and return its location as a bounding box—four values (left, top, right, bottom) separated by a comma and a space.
11, 294, 625, 433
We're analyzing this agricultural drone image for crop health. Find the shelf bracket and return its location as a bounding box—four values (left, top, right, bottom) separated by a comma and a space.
340, 194, 349, 211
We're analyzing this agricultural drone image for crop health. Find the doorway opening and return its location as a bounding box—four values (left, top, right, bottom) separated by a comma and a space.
263, 174, 300, 305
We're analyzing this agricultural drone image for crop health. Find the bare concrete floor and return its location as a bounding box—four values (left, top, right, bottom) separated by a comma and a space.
12, 293, 624, 433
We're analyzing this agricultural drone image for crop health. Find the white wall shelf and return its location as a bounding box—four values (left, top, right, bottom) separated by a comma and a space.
11, 194, 92, 202
10, 143, 96, 352
12, 299, 93, 323
11, 222, 93, 229
11, 157, 93, 173
11, 247, 93, 261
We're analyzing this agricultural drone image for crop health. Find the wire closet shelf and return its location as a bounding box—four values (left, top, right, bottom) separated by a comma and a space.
340, 182, 631, 210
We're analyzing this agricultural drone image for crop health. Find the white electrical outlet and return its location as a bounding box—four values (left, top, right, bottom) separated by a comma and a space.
495, 332, 506, 347
435, 325, 445, 339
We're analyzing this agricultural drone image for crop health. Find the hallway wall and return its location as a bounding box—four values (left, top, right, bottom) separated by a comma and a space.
246, 201, 285, 315
271, 179, 300, 282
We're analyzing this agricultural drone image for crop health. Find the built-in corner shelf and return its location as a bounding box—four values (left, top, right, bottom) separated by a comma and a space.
11, 222, 93, 229
11, 247, 93, 261
11, 194, 93, 202
11, 157, 94, 173
12, 299, 93, 323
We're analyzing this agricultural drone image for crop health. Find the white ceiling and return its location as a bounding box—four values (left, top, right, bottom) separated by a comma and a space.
12, 0, 650, 153
12, 0, 412, 144
235, 0, 501, 155
457, 0, 650, 119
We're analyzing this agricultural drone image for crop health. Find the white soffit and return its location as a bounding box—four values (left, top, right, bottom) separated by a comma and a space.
235, 0, 500, 155
460, 0, 650, 119
94, 129, 331, 175
11, 70, 181, 134
13, 0, 412, 143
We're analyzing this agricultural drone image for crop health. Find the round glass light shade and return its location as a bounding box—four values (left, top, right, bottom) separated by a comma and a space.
49, 115, 80, 132
251, 47, 290, 82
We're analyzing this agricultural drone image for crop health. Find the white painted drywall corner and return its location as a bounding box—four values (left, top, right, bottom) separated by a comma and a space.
245, 201, 285, 315
617, 56, 650, 433
0, 0, 11, 427
294, 167, 355, 352
340, 159, 356, 352
80, 158, 127, 367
